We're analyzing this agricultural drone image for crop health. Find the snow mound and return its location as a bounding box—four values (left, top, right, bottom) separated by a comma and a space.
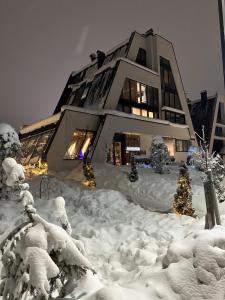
162, 226, 225, 299
2, 157, 25, 187
24, 247, 59, 298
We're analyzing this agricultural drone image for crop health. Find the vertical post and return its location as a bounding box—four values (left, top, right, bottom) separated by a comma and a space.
204, 181, 215, 229
206, 170, 221, 225
218, 0, 225, 88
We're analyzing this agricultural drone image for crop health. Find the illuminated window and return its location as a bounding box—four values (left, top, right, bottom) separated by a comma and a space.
21, 129, 55, 165
64, 131, 94, 160
132, 107, 141, 115
117, 78, 159, 118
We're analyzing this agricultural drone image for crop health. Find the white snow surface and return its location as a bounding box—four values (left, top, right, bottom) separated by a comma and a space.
1, 164, 225, 299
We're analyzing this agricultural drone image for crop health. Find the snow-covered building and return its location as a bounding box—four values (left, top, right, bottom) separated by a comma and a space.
19, 29, 197, 171
188, 91, 225, 159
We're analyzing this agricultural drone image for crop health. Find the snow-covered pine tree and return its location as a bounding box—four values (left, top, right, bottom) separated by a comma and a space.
173, 161, 195, 217
0, 157, 94, 300
150, 136, 170, 174
0, 123, 21, 200
129, 154, 138, 182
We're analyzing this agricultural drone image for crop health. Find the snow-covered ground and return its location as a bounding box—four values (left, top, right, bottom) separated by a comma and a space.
55, 163, 220, 216
1, 163, 225, 299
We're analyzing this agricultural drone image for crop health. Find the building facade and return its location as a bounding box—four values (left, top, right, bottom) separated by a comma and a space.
189, 91, 225, 159
20, 29, 197, 171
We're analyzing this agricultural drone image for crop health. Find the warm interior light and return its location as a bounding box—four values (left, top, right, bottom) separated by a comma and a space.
141, 85, 147, 103
81, 137, 91, 156
132, 107, 141, 115
67, 140, 77, 157
164, 139, 175, 156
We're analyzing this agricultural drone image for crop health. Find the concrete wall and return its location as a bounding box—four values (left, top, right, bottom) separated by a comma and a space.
104, 59, 160, 110
156, 34, 196, 143
103, 32, 197, 147
92, 114, 190, 162
47, 109, 99, 171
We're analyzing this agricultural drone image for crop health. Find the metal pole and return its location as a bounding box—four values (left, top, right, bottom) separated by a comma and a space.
218, 0, 225, 89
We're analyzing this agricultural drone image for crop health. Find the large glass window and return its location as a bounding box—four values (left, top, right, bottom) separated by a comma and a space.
136, 48, 147, 67
64, 131, 94, 160
160, 57, 182, 110
21, 129, 55, 165
117, 78, 159, 118
84, 68, 115, 107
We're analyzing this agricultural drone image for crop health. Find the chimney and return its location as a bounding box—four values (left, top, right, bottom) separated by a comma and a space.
200, 90, 208, 107
89, 53, 96, 62
96, 50, 106, 68
145, 28, 154, 36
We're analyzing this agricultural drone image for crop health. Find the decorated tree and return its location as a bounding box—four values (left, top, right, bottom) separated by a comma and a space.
129, 154, 138, 182
0, 157, 94, 300
82, 151, 96, 188
0, 123, 21, 200
150, 136, 170, 174
173, 161, 195, 217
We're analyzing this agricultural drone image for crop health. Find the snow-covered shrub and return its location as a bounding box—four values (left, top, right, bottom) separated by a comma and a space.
0, 123, 21, 162
0, 159, 94, 299
195, 151, 225, 203
53, 196, 72, 235
0, 124, 21, 200
150, 136, 170, 174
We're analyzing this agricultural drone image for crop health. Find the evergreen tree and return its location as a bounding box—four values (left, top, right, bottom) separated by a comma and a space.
129, 154, 138, 182
150, 136, 170, 174
0, 157, 94, 300
0, 123, 21, 200
82, 151, 96, 188
173, 161, 195, 217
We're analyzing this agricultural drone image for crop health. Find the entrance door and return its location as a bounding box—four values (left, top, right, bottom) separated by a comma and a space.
114, 141, 122, 166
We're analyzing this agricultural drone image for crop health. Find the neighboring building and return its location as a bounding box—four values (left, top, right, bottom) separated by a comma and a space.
19, 29, 197, 171
188, 91, 225, 159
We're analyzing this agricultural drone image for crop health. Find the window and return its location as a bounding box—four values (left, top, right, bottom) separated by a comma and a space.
160, 57, 182, 110
103, 44, 128, 65
21, 129, 55, 165
175, 140, 189, 152
84, 68, 115, 107
29, 130, 55, 163
71, 83, 86, 107
117, 78, 159, 118
136, 48, 146, 67
64, 131, 94, 160
163, 110, 185, 124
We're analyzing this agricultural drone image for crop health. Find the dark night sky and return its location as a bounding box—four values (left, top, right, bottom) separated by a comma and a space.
0, 0, 224, 129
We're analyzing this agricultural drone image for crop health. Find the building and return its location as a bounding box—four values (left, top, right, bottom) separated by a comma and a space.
19, 29, 197, 171
188, 91, 225, 159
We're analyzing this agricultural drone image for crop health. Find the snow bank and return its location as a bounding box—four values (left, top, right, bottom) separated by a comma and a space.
61, 163, 206, 216
1, 163, 225, 299
161, 226, 225, 299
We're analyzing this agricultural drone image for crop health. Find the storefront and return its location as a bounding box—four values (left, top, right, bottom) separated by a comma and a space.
111, 133, 175, 165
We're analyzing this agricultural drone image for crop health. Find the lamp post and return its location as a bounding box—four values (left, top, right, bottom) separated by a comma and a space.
218, 0, 225, 88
